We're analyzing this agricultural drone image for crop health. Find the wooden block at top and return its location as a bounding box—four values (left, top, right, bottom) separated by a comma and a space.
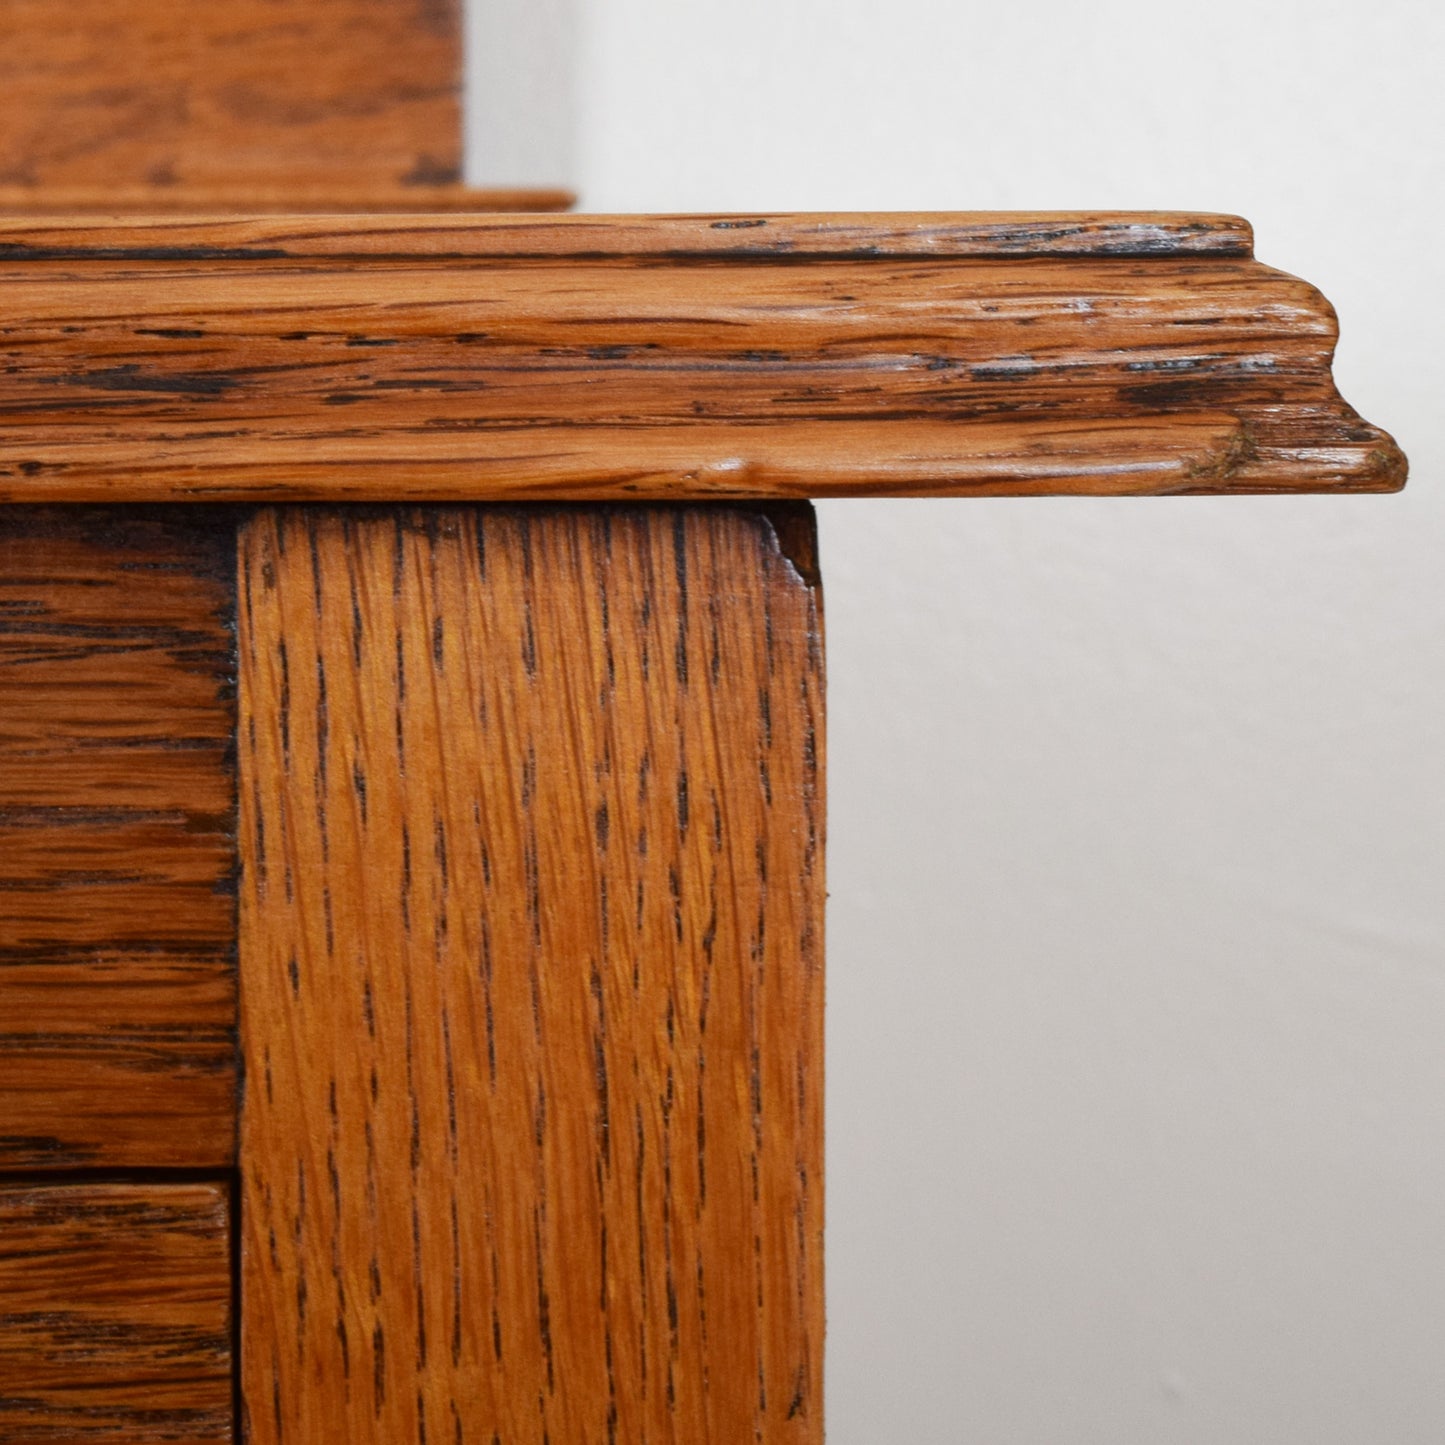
0, 0, 462, 196
0, 1184, 233, 1444
239, 505, 825, 1443
0, 509, 237, 1168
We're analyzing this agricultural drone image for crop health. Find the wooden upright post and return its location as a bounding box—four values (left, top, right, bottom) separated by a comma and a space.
237, 506, 825, 1441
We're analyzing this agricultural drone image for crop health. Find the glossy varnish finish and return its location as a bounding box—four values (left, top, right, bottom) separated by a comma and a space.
0, 0, 462, 196
0, 1183, 233, 1443
239, 506, 824, 1442
0, 213, 1405, 501
0, 510, 237, 1168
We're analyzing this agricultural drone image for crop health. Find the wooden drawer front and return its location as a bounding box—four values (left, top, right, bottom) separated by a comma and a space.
0, 1184, 232, 1443
0, 510, 237, 1168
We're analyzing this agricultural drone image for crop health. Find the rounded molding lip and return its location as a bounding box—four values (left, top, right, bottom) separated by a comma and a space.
0, 211, 1405, 503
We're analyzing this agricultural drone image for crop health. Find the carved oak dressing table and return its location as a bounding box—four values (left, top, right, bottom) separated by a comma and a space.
0, 3, 1405, 1441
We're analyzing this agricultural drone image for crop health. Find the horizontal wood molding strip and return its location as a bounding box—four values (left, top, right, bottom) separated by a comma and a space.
239, 505, 824, 1442
0, 1183, 233, 1443
0, 510, 237, 1170
0, 418, 1256, 500
0, 213, 1403, 500
0, 210, 1253, 258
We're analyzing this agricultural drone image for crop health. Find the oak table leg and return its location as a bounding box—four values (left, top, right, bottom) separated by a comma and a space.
238, 505, 824, 1443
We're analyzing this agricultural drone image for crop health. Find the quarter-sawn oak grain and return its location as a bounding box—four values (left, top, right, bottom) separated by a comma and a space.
0, 1183, 232, 1443
0, 213, 1404, 500
239, 505, 824, 1443
0, 510, 237, 1168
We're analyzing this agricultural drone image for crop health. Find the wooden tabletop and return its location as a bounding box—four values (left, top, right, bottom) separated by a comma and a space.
0, 211, 1405, 502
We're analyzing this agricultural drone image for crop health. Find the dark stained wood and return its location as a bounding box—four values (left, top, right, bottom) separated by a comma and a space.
239, 506, 824, 1443
0, 510, 237, 1168
0, 1183, 233, 1443
0, 213, 1404, 500
0, 0, 464, 198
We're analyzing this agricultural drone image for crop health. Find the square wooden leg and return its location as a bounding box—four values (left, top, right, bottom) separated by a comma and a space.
238, 505, 825, 1443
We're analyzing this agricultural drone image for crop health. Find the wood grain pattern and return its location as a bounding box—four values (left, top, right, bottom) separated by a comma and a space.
239, 505, 824, 1443
0, 213, 1403, 500
0, 510, 237, 1168
0, 0, 462, 197
0, 1183, 232, 1443
0, 188, 575, 216
0, 210, 1257, 257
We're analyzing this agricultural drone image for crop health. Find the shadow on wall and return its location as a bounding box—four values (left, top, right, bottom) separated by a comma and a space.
466, 0, 579, 190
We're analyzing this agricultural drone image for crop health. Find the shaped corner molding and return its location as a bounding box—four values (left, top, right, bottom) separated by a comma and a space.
0, 210, 1405, 501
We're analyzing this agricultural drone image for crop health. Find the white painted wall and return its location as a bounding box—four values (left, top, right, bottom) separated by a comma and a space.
469, 3, 1445, 1439
466, 0, 578, 188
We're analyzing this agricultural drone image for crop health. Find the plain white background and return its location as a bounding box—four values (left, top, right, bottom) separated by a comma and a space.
469, 3, 1444, 1439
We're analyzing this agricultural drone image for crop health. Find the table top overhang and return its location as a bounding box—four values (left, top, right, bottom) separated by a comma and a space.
0, 211, 1405, 502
